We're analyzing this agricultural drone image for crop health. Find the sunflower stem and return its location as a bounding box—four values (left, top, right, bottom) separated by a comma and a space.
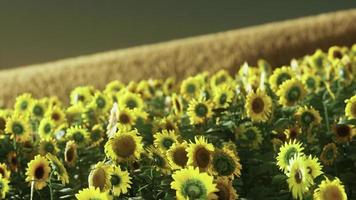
48, 170, 55, 200
322, 101, 330, 133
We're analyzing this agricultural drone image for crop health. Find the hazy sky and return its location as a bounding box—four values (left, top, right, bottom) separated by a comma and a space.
0, 1, 355, 69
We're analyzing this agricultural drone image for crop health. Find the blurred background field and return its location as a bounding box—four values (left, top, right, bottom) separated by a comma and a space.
0, 0, 355, 70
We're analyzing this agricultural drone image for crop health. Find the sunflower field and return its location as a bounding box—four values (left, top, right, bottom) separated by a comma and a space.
0, 44, 355, 200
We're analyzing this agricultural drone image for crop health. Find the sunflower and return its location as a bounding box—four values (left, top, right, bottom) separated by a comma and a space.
46, 153, 69, 185
0, 110, 10, 135
345, 95, 356, 119
104, 129, 143, 163
70, 86, 94, 105
167, 142, 189, 170
171, 93, 184, 115
307, 49, 325, 72
0, 163, 10, 180
116, 107, 138, 129
30, 100, 47, 119
65, 125, 90, 147
146, 146, 170, 173
38, 118, 56, 139
104, 80, 125, 96
276, 140, 304, 173
75, 187, 110, 200
163, 77, 176, 95
90, 92, 112, 113
187, 98, 213, 125
210, 147, 242, 178
153, 129, 178, 153
7, 151, 18, 172
301, 72, 320, 92
0, 175, 9, 199
14, 93, 33, 112
88, 161, 113, 191
295, 106, 322, 127
171, 166, 217, 200
180, 77, 201, 100
38, 138, 59, 156
209, 177, 238, 200
5, 114, 31, 142
245, 89, 272, 122
45, 105, 66, 126
304, 155, 323, 180
286, 155, 313, 200
320, 143, 338, 166
212, 84, 234, 109
25, 155, 51, 190
284, 126, 301, 141
64, 140, 78, 167
89, 124, 105, 146
210, 70, 232, 89
313, 177, 347, 200
277, 78, 306, 106
154, 115, 179, 133
117, 91, 144, 111
187, 136, 214, 171
333, 123, 354, 143
110, 165, 132, 197
237, 126, 263, 149
328, 46, 344, 61
269, 66, 295, 93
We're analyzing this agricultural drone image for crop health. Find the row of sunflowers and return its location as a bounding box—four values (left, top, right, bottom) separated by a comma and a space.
0, 44, 355, 199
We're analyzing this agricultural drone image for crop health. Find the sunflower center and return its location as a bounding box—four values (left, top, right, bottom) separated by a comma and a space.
245, 129, 256, 141
174, 99, 182, 112
33, 105, 44, 117
44, 143, 55, 153
91, 168, 107, 190
219, 93, 227, 105
12, 123, 24, 135
126, 99, 137, 109
113, 136, 136, 158
351, 104, 356, 117
165, 122, 175, 131
301, 112, 315, 125
186, 84, 196, 94
195, 147, 211, 169
213, 153, 236, 176
162, 138, 174, 150
52, 113, 60, 121
73, 132, 84, 143
0, 117, 6, 130
335, 124, 351, 137
44, 124, 52, 134
182, 179, 206, 199
111, 174, 121, 186
216, 183, 230, 200
284, 147, 297, 164
277, 73, 291, 86
194, 103, 208, 118
306, 77, 316, 89
119, 113, 131, 124
323, 185, 343, 200
96, 97, 106, 109
173, 147, 188, 167
252, 97, 264, 114
34, 165, 45, 180
287, 86, 301, 102
325, 148, 335, 160
0, 168, 4, 177
65, 147, 75, 163
91, 130, 101, 141
332, 50, 343, 59
20, 101, 28, 110
294, 169, 303, 184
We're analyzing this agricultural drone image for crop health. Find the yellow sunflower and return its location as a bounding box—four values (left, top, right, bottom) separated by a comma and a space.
38, 118, 56, 139
333, 123, 355, 143
38, 138, 59, 156
180, 77, 202, 100
89, 124, 105, 146
245, 89, 272, 122
210, 147, 242, 178
89, 92, 112, 113
70, 86, 94, 105
46, 153, 69, 185
0, 110, 10, 135
88, 161, 113, 191
45, 105, 66, 126
187, 98, 213, 125
212, 84, 234, 109
171, 166, 217, 200
0, 163, 10, 180
153, 115, 179, 133
269, 66, 295, 93
313, 177, 347, 200
7, 151, 19, 172
163, 77, 176, 95
116, 107, 138, 129
167, 142, 189, 170
328, 46, 344, 61
117, 91, 144, 111
210, 70, 233, 89
187, 136, 215, 171
5, 114, 31, 142
0, 175, 10, 199
111, 165, 132, 197
104, 129, 143, 163
146, 146, 170, 173
65, 125, 90, 147
284, 126, 301, 141
236, 126, 263, 149
295, 106, 322, 127
277, 78, 306, 106
286, 155, 313, 200
153, 129, 178, 153
209, 177, 238, 200
301, 72, 321, 92
30, 100, 47, 119
14, 93, 33, 112
25, 155, 51, 190
320, 143, 338, 166
104, 80, 125, 97
345, 95, 356, 119
276, 140, 304, 173
75, 187, 110, 200
305, 155, 323, 179
64, 140, 78, 167
171, 93, 184, 115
